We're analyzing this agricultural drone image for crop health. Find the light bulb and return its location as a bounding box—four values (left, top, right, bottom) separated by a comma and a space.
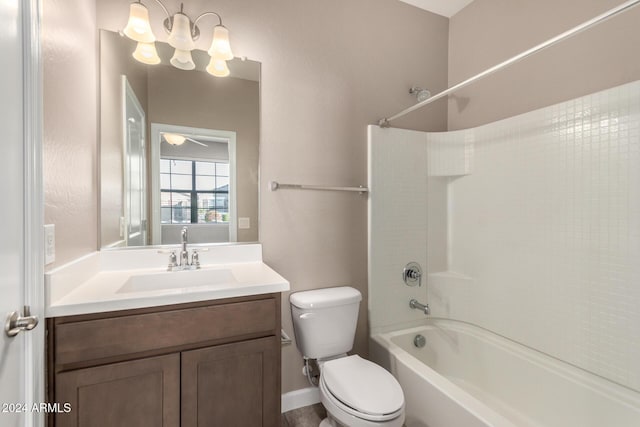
123, 2, 155, 43
132, 42, 161, 65
206, 57, 230, 77
207, 25, 233, 61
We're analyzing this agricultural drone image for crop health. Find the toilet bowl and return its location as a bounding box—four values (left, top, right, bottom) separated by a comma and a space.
289, 287, 405, 427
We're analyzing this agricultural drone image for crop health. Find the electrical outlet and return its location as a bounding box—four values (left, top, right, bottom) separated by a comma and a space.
238, 217, 250, 229
44, 224, 55, 265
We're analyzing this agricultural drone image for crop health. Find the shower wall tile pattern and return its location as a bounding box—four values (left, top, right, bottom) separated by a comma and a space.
369, 80, 640, 392
368, 126, 429, 332
440, 81, 640, 392
428, 131, 474, 176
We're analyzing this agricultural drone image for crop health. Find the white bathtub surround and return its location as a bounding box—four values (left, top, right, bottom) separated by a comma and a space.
368, 80, 640, 393
45, 243, 289, 317
372, 320, 640, 427
367, 127, 430, 333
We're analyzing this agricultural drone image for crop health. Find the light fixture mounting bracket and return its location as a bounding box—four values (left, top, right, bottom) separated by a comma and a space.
163, 16, 200, 41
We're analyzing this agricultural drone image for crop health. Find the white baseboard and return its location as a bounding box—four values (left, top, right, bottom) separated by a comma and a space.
281, 387, 321, 413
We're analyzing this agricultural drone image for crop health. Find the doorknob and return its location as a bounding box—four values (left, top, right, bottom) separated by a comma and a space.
5, 305, 39, 337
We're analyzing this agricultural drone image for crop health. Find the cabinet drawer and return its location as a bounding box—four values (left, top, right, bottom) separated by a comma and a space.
54, 298, 276, 366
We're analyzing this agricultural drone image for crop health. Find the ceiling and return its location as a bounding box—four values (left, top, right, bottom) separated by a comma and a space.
398, 0, 475, 18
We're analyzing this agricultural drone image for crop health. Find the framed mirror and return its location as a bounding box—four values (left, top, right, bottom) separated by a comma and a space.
99, 30, 259, 248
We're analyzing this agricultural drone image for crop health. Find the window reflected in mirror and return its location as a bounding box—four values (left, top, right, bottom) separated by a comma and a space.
160, 159, 230, 225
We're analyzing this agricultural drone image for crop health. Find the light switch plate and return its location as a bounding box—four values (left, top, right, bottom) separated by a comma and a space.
238, 217, 250, 229
44, 224, 55, 265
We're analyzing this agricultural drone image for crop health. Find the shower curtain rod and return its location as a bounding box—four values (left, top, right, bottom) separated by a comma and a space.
378, 0, 640, 127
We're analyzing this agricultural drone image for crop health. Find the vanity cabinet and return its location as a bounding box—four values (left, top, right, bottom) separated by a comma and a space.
47, 294, 281, 427
181, 337, 278, 426
55, 354, 180, 427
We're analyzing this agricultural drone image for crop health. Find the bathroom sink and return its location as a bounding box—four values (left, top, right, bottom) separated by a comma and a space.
118, 268, 237, 293
45, 244, 290, 317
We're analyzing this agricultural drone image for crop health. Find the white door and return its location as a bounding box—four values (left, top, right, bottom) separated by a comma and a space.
0, 0, 43, 426
0, 0, 26, 422
123, 77, 147, 246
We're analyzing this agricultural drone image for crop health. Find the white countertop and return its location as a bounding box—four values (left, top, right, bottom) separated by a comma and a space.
45, 244, 290, 317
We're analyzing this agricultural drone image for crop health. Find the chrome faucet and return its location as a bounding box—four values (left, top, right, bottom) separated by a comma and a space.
161, 226, 207, 272
409, 298, 430, 315
180, 226, 190, 267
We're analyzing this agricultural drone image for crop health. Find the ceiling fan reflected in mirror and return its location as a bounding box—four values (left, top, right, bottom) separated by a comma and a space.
162, 132, 208, 147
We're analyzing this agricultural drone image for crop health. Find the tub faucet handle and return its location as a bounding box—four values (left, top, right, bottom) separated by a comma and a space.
403, 262, 423, 287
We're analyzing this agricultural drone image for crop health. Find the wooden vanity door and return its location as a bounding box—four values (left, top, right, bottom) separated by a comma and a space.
55, 354, 180, 427
181, 336, 280, 427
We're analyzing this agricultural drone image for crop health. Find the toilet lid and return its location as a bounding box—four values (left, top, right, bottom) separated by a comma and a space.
322, 355, 404, 416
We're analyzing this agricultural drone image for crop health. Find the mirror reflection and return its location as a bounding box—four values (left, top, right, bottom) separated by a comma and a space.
99, 30, 259, 248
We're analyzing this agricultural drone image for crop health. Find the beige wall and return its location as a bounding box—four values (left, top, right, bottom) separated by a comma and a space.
44, 0, 449, 393
43, 0, 98, 266
448, 0, 640, 130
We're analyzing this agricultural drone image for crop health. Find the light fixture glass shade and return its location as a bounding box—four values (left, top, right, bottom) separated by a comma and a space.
170, 49, 196, 70
132, 42, 161, 65
163, 133, 186, 146
167, 13, 195, 51
123, 2, 155, 43
207, 25, 233, 60
206, 57, 230, 77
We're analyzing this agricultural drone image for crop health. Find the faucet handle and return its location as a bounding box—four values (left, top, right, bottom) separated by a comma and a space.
191, 251, 201, 269
403, 262, 423, 287
165, 251, 178, 271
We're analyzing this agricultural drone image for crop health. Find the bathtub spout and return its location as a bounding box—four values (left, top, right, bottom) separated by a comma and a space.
409, 299, 430, 315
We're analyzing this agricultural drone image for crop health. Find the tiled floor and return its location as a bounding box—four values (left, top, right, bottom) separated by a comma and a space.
281, 403, 327, 427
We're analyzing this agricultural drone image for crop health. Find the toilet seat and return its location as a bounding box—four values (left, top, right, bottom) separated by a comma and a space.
320, 376, 405, 424
320, 355, 404, 423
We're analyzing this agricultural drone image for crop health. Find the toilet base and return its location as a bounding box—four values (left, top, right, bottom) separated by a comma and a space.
320, 417, 407, 427
319, 417, 338, 427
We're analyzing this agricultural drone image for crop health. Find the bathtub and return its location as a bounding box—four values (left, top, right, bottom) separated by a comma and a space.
371, 320, 640, 427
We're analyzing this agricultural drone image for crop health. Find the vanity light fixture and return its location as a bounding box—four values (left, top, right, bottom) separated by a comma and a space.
206, 58, 230, 77
132, 41, 161, 65
123, 2, 155, 43
123, 1, 234, 76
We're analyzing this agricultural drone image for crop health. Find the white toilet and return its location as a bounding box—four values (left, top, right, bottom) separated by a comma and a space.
290, 287, 405, 427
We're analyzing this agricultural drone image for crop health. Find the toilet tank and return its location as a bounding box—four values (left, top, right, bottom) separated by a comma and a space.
290, 286, 362, 359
